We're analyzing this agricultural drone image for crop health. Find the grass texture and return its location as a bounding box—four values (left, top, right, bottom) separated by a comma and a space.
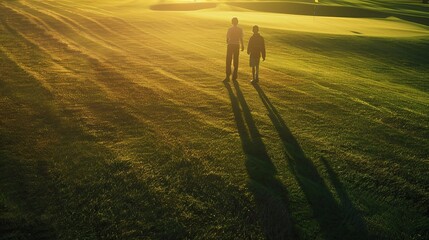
1, 0, 428, 239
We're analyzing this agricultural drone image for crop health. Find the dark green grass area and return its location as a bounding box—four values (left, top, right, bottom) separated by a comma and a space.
227, 0, 429, 25
227, 1, 389, 18
251, 0, 429, 14
150, 2, 217, 11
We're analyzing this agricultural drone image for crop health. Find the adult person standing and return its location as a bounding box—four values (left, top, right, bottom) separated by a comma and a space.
224, 17, 244, 82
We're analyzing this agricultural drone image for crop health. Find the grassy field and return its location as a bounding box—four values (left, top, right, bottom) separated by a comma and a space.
1, 0, 428, 239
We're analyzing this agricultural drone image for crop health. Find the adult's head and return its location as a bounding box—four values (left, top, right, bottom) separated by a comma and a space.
231, 17, 238, 26
253, 25, 259, 33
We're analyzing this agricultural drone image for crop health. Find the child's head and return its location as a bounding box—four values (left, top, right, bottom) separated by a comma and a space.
253, 25, 259, 33
231, 17, 238, 26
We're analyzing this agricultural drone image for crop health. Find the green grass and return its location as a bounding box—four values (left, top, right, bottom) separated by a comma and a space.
1, 0, 428, 239
224, 0, 429, 25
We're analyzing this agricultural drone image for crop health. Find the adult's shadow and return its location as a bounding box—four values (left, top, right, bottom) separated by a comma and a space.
224, 81, 296, 239
253, 83, 369, 239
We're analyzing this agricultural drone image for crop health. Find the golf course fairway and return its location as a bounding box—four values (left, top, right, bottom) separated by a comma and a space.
1, 0, 428, 239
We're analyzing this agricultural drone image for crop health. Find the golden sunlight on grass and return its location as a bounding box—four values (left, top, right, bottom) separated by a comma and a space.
1, 0, 428, 239
187, 10, 429, 37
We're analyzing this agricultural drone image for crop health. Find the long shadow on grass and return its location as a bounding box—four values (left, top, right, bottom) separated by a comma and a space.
224, 81, 296, 239
253, 83, 369, 239
319, 156, 369, 238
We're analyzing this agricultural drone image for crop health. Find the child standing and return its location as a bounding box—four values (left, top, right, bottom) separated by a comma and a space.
247, 25, 266, 83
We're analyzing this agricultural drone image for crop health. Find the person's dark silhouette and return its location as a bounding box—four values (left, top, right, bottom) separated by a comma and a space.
224, 17, 244, 82
247, 25, 266, 83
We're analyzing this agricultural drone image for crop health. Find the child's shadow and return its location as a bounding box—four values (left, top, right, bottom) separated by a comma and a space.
253, 83, 369, 239
224, 80, 296, 239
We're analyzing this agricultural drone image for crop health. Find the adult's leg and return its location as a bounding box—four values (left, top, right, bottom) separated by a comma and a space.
232, 45, 239, 80
226, 45, 233, 79
252, 66, 256, 80
255, 64, 259, 80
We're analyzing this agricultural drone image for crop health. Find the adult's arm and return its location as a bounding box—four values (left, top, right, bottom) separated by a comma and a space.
240, 29, 244, 51
261, 37, 266, 60
247, 37, 251, 54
